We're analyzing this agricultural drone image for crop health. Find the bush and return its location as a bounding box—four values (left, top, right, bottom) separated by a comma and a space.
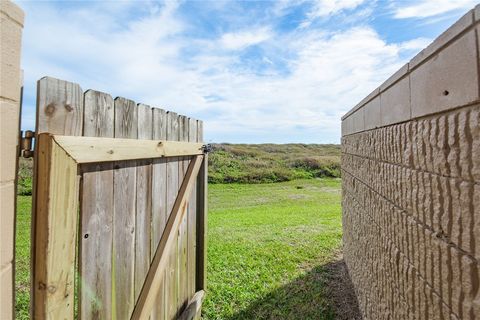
15, 144, 341, 191
208, 143, 340, 184
17, 158, 33, 195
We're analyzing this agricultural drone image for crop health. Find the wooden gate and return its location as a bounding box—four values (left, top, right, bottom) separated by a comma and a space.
31, 77, 207, 320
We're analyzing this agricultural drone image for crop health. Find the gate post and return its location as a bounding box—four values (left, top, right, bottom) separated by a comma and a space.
0, 1, 25, 319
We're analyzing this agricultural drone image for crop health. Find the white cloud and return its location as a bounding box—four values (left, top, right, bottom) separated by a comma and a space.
299, 0, 366, 27
398, 37, 433, 51
308, 0, 366, 17
18, 1, 427, 143
393, 0, 477, 19
220, 27, 272, 50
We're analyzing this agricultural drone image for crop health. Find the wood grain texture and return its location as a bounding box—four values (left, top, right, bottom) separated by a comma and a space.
79, 90, 114, 320
196, 121, 207, 292
187, 118, 198, 298
33, 77, 84, 319
36, 77, 83, 135
33, 136, 79, 319
52, 136, 203, 163
152, 108, 167, 320
83, 90, 114, 137
130, 155, 204, 320
33, 76, 206, 319
113, 97, 138, 319
135, 104, 153, 301
178, 115, 189, 314
166, 111, 179, 320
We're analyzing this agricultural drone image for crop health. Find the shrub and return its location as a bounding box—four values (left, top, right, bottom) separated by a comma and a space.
15, 144, 341, 189
17, 158, 33, 195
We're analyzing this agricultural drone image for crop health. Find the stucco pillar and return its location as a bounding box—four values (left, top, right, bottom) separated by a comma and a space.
0, 1, 24, 319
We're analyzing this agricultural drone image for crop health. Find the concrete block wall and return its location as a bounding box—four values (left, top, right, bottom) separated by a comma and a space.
341, 6, 480, 320
0, 1, 24, 319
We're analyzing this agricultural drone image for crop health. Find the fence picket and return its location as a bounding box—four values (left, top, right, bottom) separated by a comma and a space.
135, 104, 153, 301
113, 97, 138, 318
178, 115, 189, 312
187, 118, 198, 298
80, 90, 114, 319
33, 76, 205, 320
33, 77, 84, 319
36, 76, 84, 135
166, 111, 179, 319
152, 108, 168, 320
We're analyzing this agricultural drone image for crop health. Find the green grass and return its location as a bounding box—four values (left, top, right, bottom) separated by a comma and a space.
204, 178, 342, 319
16, 196, 31, 319
15, 179, 343, 319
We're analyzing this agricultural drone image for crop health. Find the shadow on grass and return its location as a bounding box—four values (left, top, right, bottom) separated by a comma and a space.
226, 256, 361, 320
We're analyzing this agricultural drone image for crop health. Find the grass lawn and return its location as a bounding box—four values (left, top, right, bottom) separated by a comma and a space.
204, 178, 344, 320
16, 196, 31, 319
15, 178, 349, 319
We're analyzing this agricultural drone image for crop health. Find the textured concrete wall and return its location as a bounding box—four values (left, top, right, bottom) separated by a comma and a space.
341, 7, 480, 320
0, 1, 24, 319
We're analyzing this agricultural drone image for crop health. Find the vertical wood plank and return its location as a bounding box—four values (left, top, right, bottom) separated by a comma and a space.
130, 155, 204, 320
36, 77, 84, 135
196, 121, 207, 292
83, 90, 114, 137
113, 97, 138, 318
187, 118, 198, 298
152, 107, 167, 320
177, 115, 189, 314
135, 104, 153, 301
33, 77, 83, 319
79, 90, 114, 320
166, 111, 179, 319
34, 135, 79, 319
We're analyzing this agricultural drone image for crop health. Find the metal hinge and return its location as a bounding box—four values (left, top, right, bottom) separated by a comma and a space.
20, 130, 35, 158
202, 144, 213, 154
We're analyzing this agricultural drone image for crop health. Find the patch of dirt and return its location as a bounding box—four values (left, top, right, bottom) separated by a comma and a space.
323, 253, 362, 320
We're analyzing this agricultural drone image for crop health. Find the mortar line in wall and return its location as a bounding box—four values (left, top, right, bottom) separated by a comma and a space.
0, 11, 23, 28
343, 228, 415, 320
343, 20, 480, 122
342, 100, 480, 138
343, 185, 463, 320
408, 20, 480, 73
0, 96, 20, 104
341, 168, 479, 265
344, 190, 460, 320
342, 151, 480, 186
0, 180, 16, 186
343, 195, 416, 318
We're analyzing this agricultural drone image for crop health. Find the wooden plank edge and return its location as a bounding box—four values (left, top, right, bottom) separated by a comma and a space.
195, 154, 208, 291
177, 290, 205, 320
33, 134, 79, 319
48, 134, 204, 163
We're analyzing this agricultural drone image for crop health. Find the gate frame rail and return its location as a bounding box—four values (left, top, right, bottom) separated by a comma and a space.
33, 133, 206, 319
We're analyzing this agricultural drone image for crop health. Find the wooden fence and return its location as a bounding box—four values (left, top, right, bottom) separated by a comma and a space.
31, 76, 207, 319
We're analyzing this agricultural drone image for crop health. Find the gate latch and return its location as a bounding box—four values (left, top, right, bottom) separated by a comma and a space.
20, 130, 35, 158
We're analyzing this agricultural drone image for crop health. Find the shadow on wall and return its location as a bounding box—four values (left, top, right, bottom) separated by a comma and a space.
226, 256, 362, 320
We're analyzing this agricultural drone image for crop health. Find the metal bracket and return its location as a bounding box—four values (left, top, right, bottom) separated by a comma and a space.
20, 130, 35, 158
202, 144, 213, 154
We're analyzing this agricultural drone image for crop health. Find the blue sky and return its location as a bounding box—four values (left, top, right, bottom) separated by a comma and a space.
17, 0, 478, 143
